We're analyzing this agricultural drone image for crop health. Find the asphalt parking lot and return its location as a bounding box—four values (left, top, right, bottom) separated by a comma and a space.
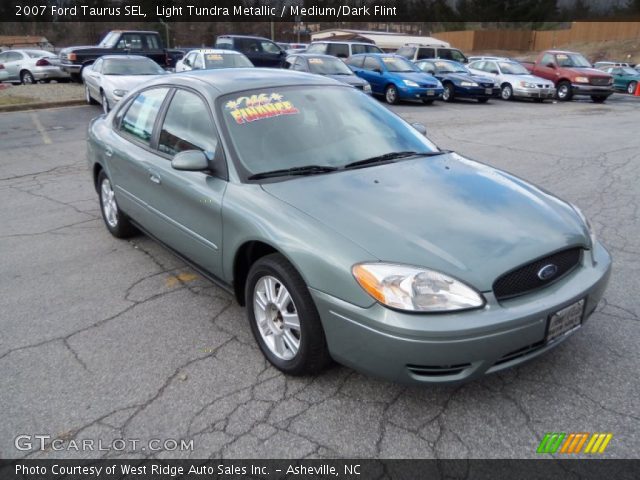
1, 94, 639, 460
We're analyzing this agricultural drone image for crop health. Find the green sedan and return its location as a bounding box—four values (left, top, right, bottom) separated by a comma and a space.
87, 69, 611, 384
602, 66, 640, 94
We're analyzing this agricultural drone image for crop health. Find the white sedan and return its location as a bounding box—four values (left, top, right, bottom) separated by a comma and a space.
468, 59, 556, 102
83, 55, 167, 114
175, 49, 253, 72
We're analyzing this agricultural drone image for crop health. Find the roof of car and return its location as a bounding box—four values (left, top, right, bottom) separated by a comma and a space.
185, 49, 243, 55
288, 53, 340, 59
165, 68, 343, 95
98, 55, 155, 61
217, 35, 270, 40
311, 40, 377, 45
350, 53, 404, 58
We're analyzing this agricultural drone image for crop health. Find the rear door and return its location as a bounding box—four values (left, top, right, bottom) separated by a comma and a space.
534, 53, 556, 81
3, 51, 25, 81
144, 88, 226, 277
84, 58, 103, 99
359, 56, 384, 94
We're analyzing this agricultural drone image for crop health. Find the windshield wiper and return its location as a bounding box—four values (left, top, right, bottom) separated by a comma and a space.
343, 150, 448, 170
248, 165, 339, 180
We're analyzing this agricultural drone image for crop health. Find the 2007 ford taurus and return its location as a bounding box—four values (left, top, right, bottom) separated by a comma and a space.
87, 69, 611, 384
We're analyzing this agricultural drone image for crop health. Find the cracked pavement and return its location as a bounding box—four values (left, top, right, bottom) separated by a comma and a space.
0, 95, 638, 459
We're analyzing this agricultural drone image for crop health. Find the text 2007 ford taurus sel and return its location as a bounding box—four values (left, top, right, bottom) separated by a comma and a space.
87, 69, 611, 384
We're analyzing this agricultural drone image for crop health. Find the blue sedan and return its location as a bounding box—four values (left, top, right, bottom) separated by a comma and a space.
415, 59, 499, 103
346, 54, 443, 104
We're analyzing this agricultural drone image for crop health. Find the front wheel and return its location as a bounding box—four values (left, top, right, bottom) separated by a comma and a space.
385, 84, 399, 105
246, 254, 331, 376
627, 81, 637, 95
20, 70, 35, 85
591, 96, 607, 103
556, 81, 572, 101
500, 84, 513, 100
97, 171, 136, 238
442, 83, 455, 102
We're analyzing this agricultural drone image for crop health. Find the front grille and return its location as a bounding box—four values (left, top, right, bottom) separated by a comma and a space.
493, 341, 545, 367
480, 82, 493, 88
590, 77, 610, 86
407, 363, 471, 377
493, 248, 582, 301
355, 85, 364, 90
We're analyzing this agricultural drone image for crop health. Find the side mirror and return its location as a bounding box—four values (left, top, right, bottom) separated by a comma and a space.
411, 123, 427, 136
490, 69, 499, 75
373, 68, 382, 74
546, 62, 556, 68
171, 150, 209, 171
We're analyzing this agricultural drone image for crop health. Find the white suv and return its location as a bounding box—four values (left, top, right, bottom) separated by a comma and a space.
396, 45, 468, 63
305, 41, 384, 59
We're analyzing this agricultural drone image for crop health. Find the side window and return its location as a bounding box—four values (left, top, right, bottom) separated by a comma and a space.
237, 38, 260, 53
327, 43, 349, 58
396, 47, 415, 59
145, 35, 161, 50
158, 90, 218, 157
193, 54, 204, 69
541, 53, 555, 66
365, 45, 383, 54
261, 41, 281, 54
92, 58, 103, 73
117, 34, 143, 50
7, 51, 23, 62
119, 88, 169, 145
437, 49, 453, 60
363, 56, 380, 71
417, 48, 435, 60
346, 56, 364, 68
216, 38, 233, 50
292, 57, 307, 72
450, 49, 467, 63
306, 43, 326, 54
351, 44, 366, 55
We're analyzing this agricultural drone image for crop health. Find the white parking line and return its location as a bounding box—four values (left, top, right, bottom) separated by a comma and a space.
31, 112, 52, 144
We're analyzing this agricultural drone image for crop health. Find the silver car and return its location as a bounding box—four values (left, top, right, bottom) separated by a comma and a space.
468, 59, 556, 102
83, 55, 167, 114
0, 49, 69, 84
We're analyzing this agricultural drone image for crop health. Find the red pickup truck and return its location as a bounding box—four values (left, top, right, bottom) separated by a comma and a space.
522, 50, 614, 103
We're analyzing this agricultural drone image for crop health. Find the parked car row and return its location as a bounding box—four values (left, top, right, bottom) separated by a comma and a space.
0, 49, 69, 84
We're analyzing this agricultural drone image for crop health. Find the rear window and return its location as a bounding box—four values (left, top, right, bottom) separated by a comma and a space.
306, 43, 327, 54
396, 47, 416, 59
326, 43, 350, 58
204, 53, 253, 69
215, 38, 233, 50
119, 88, 169, 145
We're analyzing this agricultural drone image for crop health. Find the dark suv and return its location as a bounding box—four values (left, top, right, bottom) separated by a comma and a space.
214, 35, 285, 67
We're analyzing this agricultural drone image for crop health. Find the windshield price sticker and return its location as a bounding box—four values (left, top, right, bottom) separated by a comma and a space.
308, 58, 324, 64
225, 93, 299, 125
206, 54, 224, 61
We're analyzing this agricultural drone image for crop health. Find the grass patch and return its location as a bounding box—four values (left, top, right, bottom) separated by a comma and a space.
0, 96, 36, 106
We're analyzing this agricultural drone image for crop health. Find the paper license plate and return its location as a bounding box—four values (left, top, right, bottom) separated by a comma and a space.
546, 299, 584, 343
485, 88, 492, 94
427, 90, 434, 96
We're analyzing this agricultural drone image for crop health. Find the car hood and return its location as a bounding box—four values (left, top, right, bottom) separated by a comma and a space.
440, 72, 494, 84
502, 73, 554, 85
261, 153, 587, 292
562, 67, 611, 78
325, 74, 368, 87
391, 71, 439, 86
101, 74, 164, 91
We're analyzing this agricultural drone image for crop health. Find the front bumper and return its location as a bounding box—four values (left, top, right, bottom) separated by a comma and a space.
456, 85, 499, 99
399, 85, 444, 100
60, 63, 82, 74
312, 241, 611, 385
514, 86, 556, 99
571, 84, 614, 97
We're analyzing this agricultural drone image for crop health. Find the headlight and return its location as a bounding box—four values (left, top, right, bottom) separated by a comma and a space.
112, 89, 128, 97
460, 81, 478, 87
363, 83, 372, 93
520, 81, 537, 88
352, 263, 484, 312
575, 76, 589, 83
570, 204, 596, 248
403, 79, 419, 87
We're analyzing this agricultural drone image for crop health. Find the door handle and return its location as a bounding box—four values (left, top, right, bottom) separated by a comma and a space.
148, 170, 161, 185
105, 147, 113, 157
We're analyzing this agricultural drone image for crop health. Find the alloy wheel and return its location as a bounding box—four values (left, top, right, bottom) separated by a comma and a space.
385, 85, 398, 104
501, 84, 513, 100
100, 178, 118, 228
21, 71, 35, 85
628, 81, 637, 95
253, 275, 301, 361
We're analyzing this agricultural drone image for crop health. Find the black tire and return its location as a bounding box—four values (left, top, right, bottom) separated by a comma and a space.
385, 84, 399, 105
20, 70, 35, 85
442, 83, 455, 102
246, 253, 331, 376
627, 81, 637, 95
556, 81, 572, 101
97, 170, 136, 238
591, 96, 607, 103
477, 97, 489, 103
422, 99, 435, 105
43, 79, 52, 84
500, 84, 513, 100
533, 98, 545, 103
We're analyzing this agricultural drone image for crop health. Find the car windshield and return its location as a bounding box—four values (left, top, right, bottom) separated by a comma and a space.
102, 59, 165, 75
99, 32, 119, 48
498, 62, 529, 75
25, 50, 54, 58
555, 53, 591, 68
220, 86, 438, 179
434, 61, 468, 73
307, 57, 353, 75
203, 53, 253, 69
381, 57, 416, 72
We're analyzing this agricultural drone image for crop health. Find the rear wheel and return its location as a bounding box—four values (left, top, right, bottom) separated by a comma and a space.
500, 84, 513, 100
385, 84, 399, 104
556, 81, 572, 101
97, 171, 136, 238
442, 83, 455, 102
246, 253, 331, 375
533, 98, 545, 103
591, 96, 607, 103
20, 70, 35, 85
627, 81, 637, 95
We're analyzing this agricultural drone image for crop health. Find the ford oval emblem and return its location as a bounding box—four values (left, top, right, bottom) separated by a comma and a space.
538, 264, 558, 281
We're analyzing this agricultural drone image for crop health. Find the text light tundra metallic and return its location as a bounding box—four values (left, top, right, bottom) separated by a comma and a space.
87, 69, 611, 384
